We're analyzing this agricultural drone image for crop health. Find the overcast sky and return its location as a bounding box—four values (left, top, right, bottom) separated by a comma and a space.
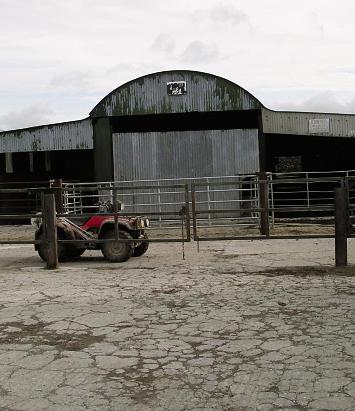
1, 0, 355, 130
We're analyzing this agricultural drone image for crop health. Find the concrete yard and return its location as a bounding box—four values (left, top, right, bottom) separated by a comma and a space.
0, 227, 355, 410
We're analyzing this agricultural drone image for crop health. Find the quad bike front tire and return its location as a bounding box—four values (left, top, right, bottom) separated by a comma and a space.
132, 234, 149, 257
101, 229, 134, 262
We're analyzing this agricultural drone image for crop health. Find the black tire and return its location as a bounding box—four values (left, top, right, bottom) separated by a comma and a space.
37, 232, 48, 262
37, 230, 67, 262
101, 229, 134, 262
65, 247, 85, 259
37, 229, 83, 262
132, 234, 149, 257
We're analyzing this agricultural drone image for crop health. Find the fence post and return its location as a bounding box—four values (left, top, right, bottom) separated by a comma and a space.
191, 184, 198, 240
258, 172, 270, 236
184, 184, 191, 241
344, 177, 353, 237
52, 179, 64, 214
43, 193, 58, 269
334, 186, 348, 267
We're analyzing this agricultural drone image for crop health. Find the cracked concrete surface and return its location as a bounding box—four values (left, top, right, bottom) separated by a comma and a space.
0, 228, 355, 410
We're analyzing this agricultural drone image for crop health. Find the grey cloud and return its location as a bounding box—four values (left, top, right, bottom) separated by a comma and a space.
106, 62, 138, 74
0, 102, 54, 131
325, 67, 355, 75
106, 62, 162, 76
210, 3, 250, 25
279, 92, 355, 114
193, 2, 251, 26
180, 41, 220, 63
49, 71, 90, 93
308, 11, 326, 39
151, 34, 175, 55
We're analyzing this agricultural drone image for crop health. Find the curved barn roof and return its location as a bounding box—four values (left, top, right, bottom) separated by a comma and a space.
90, 70, 263, 117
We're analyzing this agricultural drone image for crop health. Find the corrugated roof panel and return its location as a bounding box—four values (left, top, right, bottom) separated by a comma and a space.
91, 71, 262, 117
0, 118, 93, 153
262, 108, 355, 137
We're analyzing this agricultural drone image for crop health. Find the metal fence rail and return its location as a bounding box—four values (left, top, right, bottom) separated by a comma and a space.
0, 183, 192, 269
60, 183, 191, 238
62, 175, 259, 229
269, 170, 355, 224
190, 176, 343, 241
0, 180, 53, 219
62, 170, 355, 229
0, 176, 353, 268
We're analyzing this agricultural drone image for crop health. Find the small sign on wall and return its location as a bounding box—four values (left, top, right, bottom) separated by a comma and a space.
309, 118, 330, 133
167, 81, 187, 95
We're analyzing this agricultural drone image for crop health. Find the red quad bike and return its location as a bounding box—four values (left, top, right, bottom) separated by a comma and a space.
34, 201, 150, 262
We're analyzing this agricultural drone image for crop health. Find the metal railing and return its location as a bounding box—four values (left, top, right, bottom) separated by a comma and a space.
0, 176, 353, 268
61, 170, 355, 229
0, 180, 53, 219
268, 170, 355, 224
190, 176, 344, 241
62, 174, 259, 229
58, 183, 191, 238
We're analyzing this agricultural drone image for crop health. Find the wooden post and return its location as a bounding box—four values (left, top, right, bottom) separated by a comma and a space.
334, 186, 348, 267
43, 193, 58, 269
344, 178, 353, 237
191, 184, 198, 241
52, 179, 64, 214
184, 184, 191, 241
258, 172, 270, 236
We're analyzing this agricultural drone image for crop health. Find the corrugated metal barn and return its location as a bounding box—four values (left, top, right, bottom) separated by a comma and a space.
90, 71, 262, 182
2, 69, 355, 186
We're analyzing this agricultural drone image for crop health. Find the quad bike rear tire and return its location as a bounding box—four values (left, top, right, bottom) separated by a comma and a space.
132, 234, 149, 257
65, 247, 85, 259
37, 230, 67, 262
101, 229, 134, 262
37, 229, 85, 262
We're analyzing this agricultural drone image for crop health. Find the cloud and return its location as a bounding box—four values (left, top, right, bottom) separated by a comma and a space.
278, 92, 355, 114
0, 102, 54, 131
209, 3, 250, 25
192, 2, 251, 27
49, 71, 90, 93
2, 0, 355, 124
106, 62, 162, 77
308, 10, 326, 39
106, 62, 139, 74
180, 41, 220, 63
151, 34, 175, 55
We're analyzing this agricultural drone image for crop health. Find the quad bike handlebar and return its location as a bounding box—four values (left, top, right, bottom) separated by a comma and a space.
97, 200, 124, 213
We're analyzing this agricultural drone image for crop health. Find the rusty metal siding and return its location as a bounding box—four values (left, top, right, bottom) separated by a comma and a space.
90, 71, 262, 117
262, 108, 355, 137
0, 118, 93, 153
112, 129, 259, 181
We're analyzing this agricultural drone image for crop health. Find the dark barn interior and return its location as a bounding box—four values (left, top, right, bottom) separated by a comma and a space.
0, 150, 94, 184
265, 134, 355, 173
0, 150, 94, 220
110, 110, 261, 133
